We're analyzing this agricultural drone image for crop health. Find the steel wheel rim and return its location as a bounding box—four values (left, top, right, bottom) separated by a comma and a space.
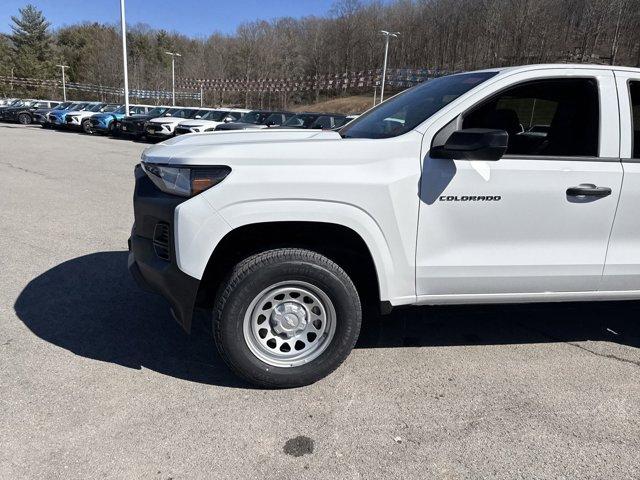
243, 281, 336, 368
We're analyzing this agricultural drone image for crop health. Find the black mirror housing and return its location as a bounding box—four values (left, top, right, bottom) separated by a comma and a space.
431, 128, 508, 161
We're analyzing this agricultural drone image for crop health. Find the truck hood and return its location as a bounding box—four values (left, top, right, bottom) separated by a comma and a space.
141, 129, 343, 166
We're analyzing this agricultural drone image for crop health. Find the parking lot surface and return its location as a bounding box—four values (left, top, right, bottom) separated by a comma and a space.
1, 125, 640, 479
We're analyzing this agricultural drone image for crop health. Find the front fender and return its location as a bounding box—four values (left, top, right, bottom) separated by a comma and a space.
174, 196, 415, 305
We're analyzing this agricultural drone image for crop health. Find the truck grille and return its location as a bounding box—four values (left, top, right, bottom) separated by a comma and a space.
153, 222, 170, 260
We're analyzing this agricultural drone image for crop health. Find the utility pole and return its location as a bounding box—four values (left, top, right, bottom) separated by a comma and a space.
380, 30, 400, 103
56, 64, 69, 101
120, 0, 130, 114
200, 83, 204, 107
164, 51, 182, 106
373, 85, 378, 106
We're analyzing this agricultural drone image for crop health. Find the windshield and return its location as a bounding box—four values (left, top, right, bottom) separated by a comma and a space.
168, 108, 197, 119
239, 111, 269, 124
71, 103, 88, 111
340, 72, 498, 139
101, 104, 120, 113
114, 105, 127, 114
201, 110, 228, 121
53, 102, 72, 110
87, 104, 105, 112
147, 107, 168, 117
192, 109, 213, 119
283, 114, 319, 128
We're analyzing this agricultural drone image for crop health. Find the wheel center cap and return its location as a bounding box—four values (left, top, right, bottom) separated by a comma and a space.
271, 302, 307, 337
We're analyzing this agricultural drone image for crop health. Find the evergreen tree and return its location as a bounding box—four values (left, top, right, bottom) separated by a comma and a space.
10, 4, 54, 78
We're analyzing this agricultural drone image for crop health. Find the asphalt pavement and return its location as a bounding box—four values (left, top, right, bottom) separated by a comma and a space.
1, 124, 639, 479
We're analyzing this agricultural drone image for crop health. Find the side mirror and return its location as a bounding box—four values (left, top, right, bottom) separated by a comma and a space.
195, 115, 202, 119
224, 116, 234, 123
165, 113, 172, 116
431, 129, 508, 161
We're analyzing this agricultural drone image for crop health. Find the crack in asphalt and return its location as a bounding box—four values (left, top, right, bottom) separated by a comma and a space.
515, 320, 640, 368
565, 341, 640, 368
0, 161, 53, 179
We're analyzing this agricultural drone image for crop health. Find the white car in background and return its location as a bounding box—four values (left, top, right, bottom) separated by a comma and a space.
65, 103, 122, 132
145, 107, 212, 140
175, 108, 250, 135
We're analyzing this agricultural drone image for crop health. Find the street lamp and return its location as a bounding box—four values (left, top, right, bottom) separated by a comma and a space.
120, 0, 130, 114
379, 30, 400, 104
164, 51, 182, 106
56, 64, 69, 101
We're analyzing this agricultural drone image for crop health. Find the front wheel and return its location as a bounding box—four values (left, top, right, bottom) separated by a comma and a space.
18, 113, 31, 125
213, 248, 362, 388
81, 119, 93, 134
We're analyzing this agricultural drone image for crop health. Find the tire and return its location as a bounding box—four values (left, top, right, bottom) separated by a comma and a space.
213, 248, 362, 388
18, 113, 31, 125
81, 119, 93, 134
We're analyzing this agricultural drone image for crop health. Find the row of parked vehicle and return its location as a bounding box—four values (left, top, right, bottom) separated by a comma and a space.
0, 97, 357, 141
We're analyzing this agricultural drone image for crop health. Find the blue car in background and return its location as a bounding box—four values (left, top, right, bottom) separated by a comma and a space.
89, 104, 151, 134
46, 102, 95, 128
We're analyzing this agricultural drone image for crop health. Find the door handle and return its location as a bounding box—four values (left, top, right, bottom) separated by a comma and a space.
566, 184, 612, 198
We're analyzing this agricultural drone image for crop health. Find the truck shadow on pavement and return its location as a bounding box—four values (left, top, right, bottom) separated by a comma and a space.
14, 251, 640, 387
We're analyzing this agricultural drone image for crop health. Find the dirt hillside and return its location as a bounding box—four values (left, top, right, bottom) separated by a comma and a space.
292, 95, 375, 115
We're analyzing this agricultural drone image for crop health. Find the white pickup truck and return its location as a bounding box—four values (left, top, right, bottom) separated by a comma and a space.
129, 64, 640, 388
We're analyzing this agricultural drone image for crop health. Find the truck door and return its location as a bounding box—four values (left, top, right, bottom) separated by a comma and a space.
416, 68, 623, 299
602, 73, 640, 291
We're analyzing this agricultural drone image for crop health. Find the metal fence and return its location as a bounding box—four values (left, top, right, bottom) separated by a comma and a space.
0, 67, 453, 100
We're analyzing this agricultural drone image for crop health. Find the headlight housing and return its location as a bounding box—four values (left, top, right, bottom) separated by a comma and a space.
141, 163, 231, 197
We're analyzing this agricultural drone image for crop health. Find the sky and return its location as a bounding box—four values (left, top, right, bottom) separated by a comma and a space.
0, 0, 339, 36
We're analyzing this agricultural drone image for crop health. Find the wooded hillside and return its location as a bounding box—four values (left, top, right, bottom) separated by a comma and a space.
1, 0, 639, 107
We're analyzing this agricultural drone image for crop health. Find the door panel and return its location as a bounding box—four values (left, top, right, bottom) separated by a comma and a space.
417, 157, 622, 295
416, 69, 622, 297
602, 73, 640, 291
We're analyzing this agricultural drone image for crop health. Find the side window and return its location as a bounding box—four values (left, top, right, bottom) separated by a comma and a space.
631, 81, 640, 159
463, 78, 600, 157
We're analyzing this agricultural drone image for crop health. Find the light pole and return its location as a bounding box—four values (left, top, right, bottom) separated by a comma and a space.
164, 51, 182, 106
56, 64, 69, 101
380, 30, 400, 104
120, 0, 130, 114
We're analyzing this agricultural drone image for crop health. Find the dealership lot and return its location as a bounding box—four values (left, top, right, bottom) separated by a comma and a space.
2, 125, 640, 479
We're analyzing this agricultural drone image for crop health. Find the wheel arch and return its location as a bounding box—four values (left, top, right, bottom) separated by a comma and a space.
195, 220, 386, 312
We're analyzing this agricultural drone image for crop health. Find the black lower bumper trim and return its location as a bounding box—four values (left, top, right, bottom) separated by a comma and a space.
128, 164, 199, 332
128, 236, 200, 332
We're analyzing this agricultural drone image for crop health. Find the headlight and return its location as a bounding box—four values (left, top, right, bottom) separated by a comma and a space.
141, 163, 231, 197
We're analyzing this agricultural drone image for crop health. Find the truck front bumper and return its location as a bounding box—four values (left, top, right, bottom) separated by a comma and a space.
128, 164, 200, 332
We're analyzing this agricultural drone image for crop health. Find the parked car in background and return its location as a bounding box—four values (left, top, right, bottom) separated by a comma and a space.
47, 102, 94, 128
66, 103, 121, 132
144, 107, 204, 140
1, 100, 61, 123
214, 110, 294, 131
0, 98, 19, 106
89, 104, 150, 134
0, 99, 24, 113
276, 112, 351, 130
30, 101, 74, 125
116, 106, 173, 139
174, 108, 250, 135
